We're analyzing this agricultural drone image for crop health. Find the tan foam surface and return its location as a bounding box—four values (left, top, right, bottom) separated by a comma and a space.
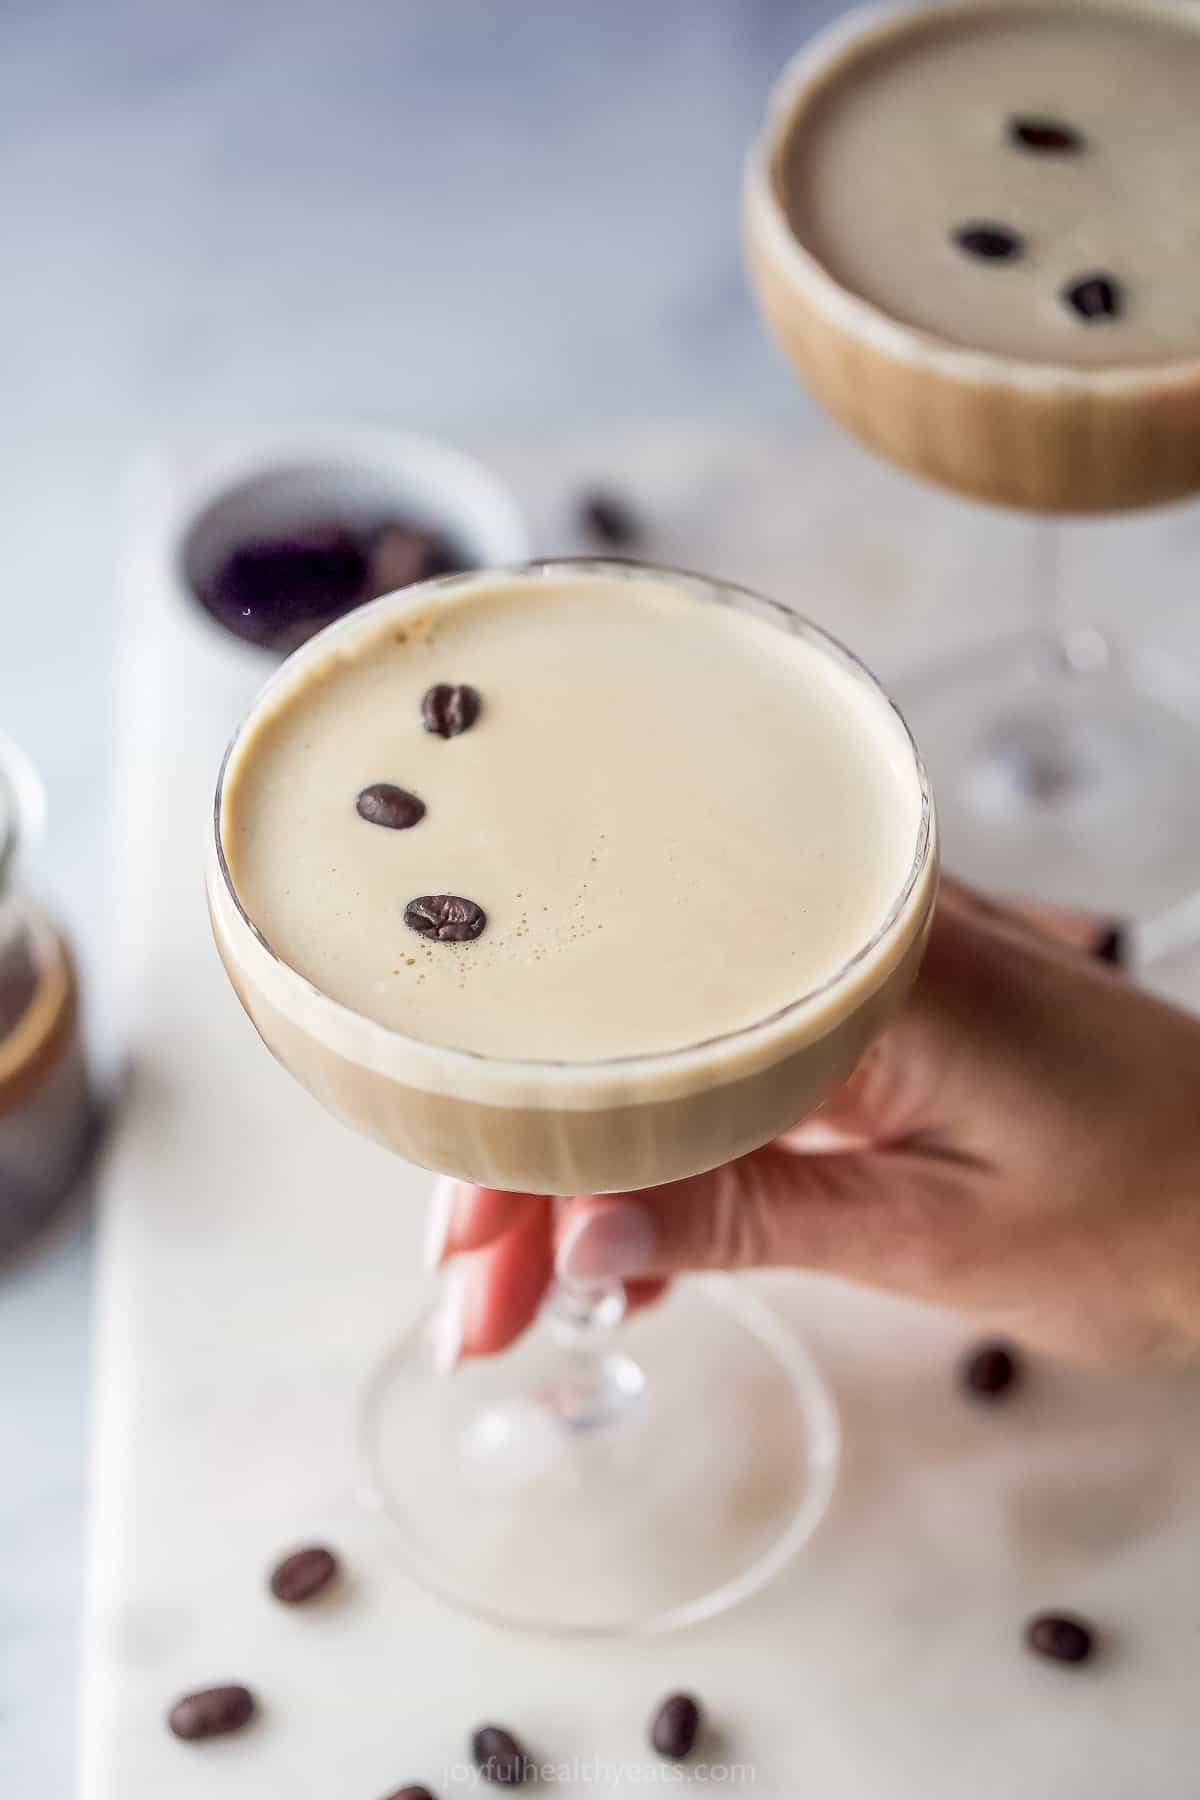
223, 569, 922, 1061
779, 1, 1200, 366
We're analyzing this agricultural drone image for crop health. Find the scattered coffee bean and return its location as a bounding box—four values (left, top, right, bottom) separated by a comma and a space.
952, 221, 1025, 262
268, 1543, 340, 1604
201, 527, 368, 653
356, 784, 426, 830
1025, 1612, 1096, 1664
650, 1692, 703, 1761
167, 1684, 257, 1741
579, 489, 642, 547
471, 1724, 531, 1786
1094, 923, 1126, 967
1008, 116, 1084, 154
421, 682, 481, 738
961, 1340, 1020, 1400
381, 1787, 437, 1800
404, 895, 487, 942
368, 524, 459, 599
1063, 273, 1122, 321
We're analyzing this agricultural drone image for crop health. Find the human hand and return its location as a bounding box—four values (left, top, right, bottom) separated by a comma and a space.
426, 880, 1200, 1367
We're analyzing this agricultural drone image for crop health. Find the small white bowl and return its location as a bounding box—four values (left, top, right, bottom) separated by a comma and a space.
123, 421, 531, 722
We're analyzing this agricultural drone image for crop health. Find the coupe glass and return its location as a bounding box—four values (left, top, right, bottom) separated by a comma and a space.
207, 559, 936, 1635
744, 0, 1200, 915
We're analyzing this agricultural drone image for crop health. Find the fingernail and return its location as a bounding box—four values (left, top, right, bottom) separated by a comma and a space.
557, 1202, 657, 1285
423, 1174, 461, 1270
429, 1262, 470, 1375
1093, 923, 1126, 967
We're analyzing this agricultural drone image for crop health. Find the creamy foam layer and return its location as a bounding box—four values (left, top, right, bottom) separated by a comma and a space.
778, 1, 1200, 367
222, 569, 922, 1063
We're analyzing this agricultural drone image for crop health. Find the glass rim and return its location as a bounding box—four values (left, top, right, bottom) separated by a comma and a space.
745, 0, 1200, 395
211, 556, 935, 1082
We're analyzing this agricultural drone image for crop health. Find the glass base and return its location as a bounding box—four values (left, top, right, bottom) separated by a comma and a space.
900, 633, 1200, 915
359, 1277, 839, 1637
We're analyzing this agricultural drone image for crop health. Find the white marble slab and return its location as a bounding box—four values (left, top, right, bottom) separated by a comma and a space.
77, 423, 1200, 1800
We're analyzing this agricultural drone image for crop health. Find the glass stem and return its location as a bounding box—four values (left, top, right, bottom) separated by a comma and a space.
987, 521, 1092, 803
1038, 518, 1108, 679
542, 1201, 644, 1432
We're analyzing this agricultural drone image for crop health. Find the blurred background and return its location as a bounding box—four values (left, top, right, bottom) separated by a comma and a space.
2, 4, 847, 1791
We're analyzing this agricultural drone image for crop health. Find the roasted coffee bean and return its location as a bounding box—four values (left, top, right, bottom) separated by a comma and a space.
1063, 273, 1122, 321
952, 221, 1025, 262
422, 682, 481, 738
961, 1340, 1020, 1400
471, 1724, 531, 1786
381, 1787, 437, 1800
1094, 923, 1126, 967
1009, 116, 1084, 154
404, 895, 487, 942
1025, 1612, 1096, 1664
356, 784, 426, 830
167, 1684, 257, 1741
367, 524, 459, 599
650, 1692, 703, 1761
268, 1544, 339, 1604
579, 489, 641, 547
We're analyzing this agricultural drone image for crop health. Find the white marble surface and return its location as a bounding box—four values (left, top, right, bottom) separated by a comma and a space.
83, 422, 1200, 1800
0, 8, 844, 1792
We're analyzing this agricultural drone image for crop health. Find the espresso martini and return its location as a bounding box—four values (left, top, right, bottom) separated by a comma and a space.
212, 562, 933, 1192
748, 0, 1200, 512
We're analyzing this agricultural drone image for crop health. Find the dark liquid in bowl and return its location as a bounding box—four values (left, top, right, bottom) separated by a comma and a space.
194, 518, 466, 654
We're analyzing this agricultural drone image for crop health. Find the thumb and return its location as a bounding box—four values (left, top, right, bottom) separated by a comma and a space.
555, 1144, 976, 1296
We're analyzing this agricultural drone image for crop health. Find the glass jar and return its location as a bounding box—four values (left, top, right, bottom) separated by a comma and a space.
0, 738, 95, 1260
